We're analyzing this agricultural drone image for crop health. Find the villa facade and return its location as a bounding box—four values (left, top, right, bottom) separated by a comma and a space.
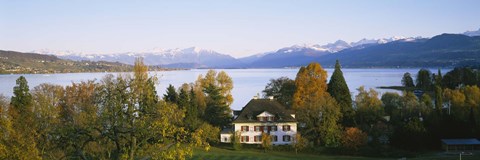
220, 97, 297, 145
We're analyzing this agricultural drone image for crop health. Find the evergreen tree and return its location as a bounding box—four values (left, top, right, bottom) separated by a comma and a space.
416, 69, 433, 91
184, 87, 201, 130
8, 76, 41, 159
11, 76, 33, 116
163, 84, 179, 104
203, 85, 232, 128
402, 72, 415, 88
435, 69, 443, 86
327, 60, 354, 126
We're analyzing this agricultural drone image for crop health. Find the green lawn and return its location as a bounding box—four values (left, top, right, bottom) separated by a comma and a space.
190, 147, 384, 160
190, 146, 480, 160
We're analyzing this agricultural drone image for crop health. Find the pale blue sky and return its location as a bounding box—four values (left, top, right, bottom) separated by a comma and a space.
1, 0, 479, 57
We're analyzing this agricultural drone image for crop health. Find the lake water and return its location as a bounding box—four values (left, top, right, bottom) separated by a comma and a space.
0, 68, 425, 110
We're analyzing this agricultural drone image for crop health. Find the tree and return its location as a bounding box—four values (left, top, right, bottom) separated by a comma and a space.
341, 127, 367, 151
232, 131, 242, 150
163, 84, 179, 104
197, 70, 233, 128
328, 60, 354, 126
416, 69, 433, 91
381, 92, 402, 117
59, 80, 101, 159
7, 76, 41, 160
261, 133, 272, 152
293, 62, 342, 146
185, 87, 201, 130
434, 85, 443, 116
31, 83, 65, 159
292, 133, 308, 155
262, 77, 296, 108
435, 69, 443, 86
402, 72, 415, 88
203, 85, 232, 128
293, 62, 329, 110
355, 86, 384, 131
200, 70, 234, 106
94, 58, 198, 159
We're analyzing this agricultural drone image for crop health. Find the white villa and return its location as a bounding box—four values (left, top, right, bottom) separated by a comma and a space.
220, 97, 297, 145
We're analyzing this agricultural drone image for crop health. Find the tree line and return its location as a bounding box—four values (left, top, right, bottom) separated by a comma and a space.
263, 61, 480, 154
0, 58, 233, 160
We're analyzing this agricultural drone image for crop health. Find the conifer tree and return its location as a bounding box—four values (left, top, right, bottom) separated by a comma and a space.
8, 76, 41, 159
328, 60, 354, 126
163, 84, 179, 104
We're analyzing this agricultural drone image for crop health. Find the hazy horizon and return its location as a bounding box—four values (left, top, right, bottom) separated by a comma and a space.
1, 0, 480, 58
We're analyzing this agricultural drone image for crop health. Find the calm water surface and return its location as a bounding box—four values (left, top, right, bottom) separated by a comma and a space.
0, 68, 426, 110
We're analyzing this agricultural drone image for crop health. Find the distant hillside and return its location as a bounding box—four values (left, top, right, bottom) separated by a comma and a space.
314, 34, 480, 68
30, 32, 480, 69
0, 50, 134, 74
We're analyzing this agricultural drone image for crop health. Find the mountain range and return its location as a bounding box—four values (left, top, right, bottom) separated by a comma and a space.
31, 28, 480, 68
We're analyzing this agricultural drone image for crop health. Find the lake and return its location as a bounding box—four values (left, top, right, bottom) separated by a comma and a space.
0, 68, 427, 110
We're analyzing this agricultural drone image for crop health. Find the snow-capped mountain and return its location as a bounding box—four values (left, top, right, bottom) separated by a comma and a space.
33, 47, 243, 68
464, 28, 480, 37
350, 36, 422, 47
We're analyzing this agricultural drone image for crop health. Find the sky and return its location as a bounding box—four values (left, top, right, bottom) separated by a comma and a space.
1, 0, 480, 58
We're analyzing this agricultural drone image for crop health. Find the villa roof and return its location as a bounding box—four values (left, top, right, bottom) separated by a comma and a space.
232, 99, 296, 123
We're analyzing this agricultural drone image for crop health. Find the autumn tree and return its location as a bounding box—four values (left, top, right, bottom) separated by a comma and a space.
293, 62, 329, 110
232, 131, 242, 150
197, 70, 233, 128
262, 77, 296, 108
354, 86, 384, 131
328, 60, 354, 126
261, 133, 272, 152
293, 62, 342, 147
31, 83, 65, 159
341, 127, 367, 151
292, 133, 308, 154
0, 94, 14, 159
402, 72, 415, 88
58, 80, 101, 159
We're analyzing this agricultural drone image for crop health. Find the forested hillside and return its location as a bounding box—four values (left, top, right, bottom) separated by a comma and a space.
0, 50, 133, 74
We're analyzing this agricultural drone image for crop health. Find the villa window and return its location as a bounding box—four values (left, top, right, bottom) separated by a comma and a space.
271, 126, 278, 131
283, 135, 291, 142
241, 136, 249, 142
282, 125, 291, 131
254, 135, 262, 142
271, 135, 278, 142
267, 116, 274, 121
241, 126, 249, 131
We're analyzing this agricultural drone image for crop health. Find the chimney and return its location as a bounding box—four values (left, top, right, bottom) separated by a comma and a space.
253, 95, 258, 99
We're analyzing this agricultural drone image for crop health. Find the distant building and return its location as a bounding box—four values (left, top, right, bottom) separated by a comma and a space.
220, 97, 297, 145
441, 139, 480, 152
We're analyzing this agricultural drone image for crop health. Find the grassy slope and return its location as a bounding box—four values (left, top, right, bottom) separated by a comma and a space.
190, 147, 480, 160
190, 147, 381, 160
